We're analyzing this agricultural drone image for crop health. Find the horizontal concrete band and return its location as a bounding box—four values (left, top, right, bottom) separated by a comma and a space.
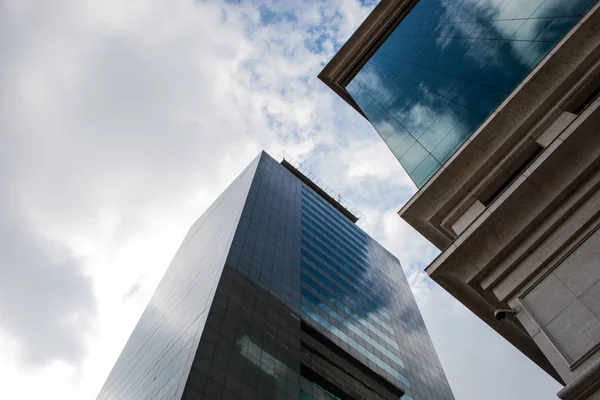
557, 358, 600, 400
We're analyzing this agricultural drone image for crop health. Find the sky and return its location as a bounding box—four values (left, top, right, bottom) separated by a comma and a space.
0, 0, 562, 399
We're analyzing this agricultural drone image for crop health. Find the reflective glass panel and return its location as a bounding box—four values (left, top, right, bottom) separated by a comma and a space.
347, 0, 597, 187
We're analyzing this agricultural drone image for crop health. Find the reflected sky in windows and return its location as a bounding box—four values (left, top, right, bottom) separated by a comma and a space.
347, 0, 597, 187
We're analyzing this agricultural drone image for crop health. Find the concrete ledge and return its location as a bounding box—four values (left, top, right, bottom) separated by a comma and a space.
558, 358, 600, 400
416, 64, 600, 384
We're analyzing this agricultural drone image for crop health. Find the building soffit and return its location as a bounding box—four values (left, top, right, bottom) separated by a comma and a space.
423, 101, 600, 383
317, 0, 417, 117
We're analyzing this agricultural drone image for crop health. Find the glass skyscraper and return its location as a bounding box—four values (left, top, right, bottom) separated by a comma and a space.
324, 0, 597, 188
96, 152, 453, 400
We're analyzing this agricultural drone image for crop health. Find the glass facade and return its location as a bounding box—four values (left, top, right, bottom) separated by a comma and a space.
96, 155, 261, 400
347, 0, 597, 188
298, 183, 452, 400
96, 152, 453, 400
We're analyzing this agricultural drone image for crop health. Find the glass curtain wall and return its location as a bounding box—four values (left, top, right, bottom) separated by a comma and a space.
347, 0, 597, 187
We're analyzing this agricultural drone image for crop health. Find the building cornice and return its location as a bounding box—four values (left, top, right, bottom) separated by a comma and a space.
426, 98, 600, 383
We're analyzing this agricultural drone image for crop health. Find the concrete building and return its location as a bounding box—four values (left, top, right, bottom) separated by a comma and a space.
96, 152, 454, 400
320, 0, 600, 399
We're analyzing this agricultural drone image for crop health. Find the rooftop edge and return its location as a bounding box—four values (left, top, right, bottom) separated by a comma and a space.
280, 159, 360, 224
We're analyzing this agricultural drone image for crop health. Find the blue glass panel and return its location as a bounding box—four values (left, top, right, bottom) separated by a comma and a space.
297, 183, 458, 398
412, 155, 441, 187
386, 128, 415, 159
400, 141, 429, 173
347, 0, 596, 187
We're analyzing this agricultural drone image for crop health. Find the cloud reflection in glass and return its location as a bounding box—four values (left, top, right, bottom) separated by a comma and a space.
347, 0, 597, 187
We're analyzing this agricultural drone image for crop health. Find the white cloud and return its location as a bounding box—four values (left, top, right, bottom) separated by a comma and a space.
0, 0, 562, 399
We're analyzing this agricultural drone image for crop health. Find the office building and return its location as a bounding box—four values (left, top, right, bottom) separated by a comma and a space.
320, 1, 600, 399
96, 152, 454, 400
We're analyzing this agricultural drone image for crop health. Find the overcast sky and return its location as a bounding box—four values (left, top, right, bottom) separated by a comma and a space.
0, 0, 562, 399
